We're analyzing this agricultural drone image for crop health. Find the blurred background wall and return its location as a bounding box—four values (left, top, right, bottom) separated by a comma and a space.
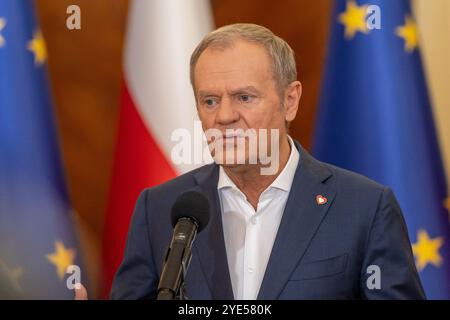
35, 0, 129, 297
33, 0, 449, 298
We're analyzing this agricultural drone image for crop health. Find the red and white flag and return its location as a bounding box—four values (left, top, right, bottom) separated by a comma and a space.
102, 0, 213, 296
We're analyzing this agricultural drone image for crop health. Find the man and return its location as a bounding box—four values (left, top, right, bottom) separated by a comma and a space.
110, 23, 425, 299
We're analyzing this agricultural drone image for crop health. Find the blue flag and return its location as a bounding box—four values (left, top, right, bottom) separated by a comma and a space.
313, 0, 450, 299
0, 0, 82, 298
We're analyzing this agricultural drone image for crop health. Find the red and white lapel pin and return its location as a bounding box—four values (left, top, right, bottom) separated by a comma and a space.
316, 195, 327, 205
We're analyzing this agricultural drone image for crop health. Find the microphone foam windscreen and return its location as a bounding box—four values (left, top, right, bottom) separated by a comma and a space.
171, 191, 210, 232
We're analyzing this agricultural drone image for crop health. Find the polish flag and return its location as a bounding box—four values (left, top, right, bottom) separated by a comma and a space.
102, 0, 213, 296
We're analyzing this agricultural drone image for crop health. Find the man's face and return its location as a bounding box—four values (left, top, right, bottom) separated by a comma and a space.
194, 40, 297, 169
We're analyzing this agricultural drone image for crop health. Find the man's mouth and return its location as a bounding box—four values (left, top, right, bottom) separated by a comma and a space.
222, 131, 246, 139
221, 134, 246, 144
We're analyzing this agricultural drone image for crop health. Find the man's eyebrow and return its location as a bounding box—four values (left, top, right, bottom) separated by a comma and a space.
197, 86, 261, 99
197, 91, 219, 99
229, 86, 261, 95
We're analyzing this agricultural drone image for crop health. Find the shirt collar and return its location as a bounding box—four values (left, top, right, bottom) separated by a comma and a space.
218, 135, 300, 192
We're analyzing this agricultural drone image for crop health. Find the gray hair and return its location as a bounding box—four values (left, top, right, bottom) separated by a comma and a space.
190, 23, 297, 98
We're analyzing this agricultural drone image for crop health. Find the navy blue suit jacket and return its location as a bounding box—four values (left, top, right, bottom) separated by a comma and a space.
111, 141, 425, 299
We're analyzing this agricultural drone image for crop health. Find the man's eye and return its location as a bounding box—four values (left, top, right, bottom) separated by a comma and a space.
238, 94, 253, 103
204, 98, 218, 107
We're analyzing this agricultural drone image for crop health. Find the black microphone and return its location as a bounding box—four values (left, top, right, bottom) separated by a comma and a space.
157, 191, 210, 300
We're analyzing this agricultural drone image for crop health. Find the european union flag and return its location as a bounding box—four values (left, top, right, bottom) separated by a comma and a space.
0, 0, 82, 298
313, 0, 450, 299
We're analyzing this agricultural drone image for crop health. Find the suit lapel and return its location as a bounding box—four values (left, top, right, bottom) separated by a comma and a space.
257, 142, 336, 299
192, 165, 234, 299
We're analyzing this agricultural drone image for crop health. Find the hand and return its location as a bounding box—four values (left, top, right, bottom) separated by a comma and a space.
74, 283, 88, 300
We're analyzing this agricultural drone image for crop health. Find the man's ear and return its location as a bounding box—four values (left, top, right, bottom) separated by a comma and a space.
284, 81, 302, 122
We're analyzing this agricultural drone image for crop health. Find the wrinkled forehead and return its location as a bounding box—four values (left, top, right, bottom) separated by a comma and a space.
194, 40, 274, 92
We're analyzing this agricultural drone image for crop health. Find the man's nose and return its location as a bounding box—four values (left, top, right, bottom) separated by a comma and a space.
215, 98, 239, 125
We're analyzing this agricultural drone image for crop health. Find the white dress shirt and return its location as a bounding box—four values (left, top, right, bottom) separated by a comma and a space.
218, 136, 300, 300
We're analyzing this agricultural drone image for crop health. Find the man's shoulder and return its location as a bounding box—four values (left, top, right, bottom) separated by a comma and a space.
296, 142, 387, 197
306, 152, 387, 198
327, 162, 385, 192
306, 155, 395, 225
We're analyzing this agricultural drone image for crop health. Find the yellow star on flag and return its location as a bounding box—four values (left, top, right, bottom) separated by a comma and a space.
338, 0, 368, 39
27, 29, 47, 65
46, 241, 76, 279
0, 17, 6, 48
412, 229, 444, 272
396, 16, 419, 53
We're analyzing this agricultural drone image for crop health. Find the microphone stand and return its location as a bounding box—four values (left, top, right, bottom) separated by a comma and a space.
156, 259, 189, 300
156, 221, 195, 300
